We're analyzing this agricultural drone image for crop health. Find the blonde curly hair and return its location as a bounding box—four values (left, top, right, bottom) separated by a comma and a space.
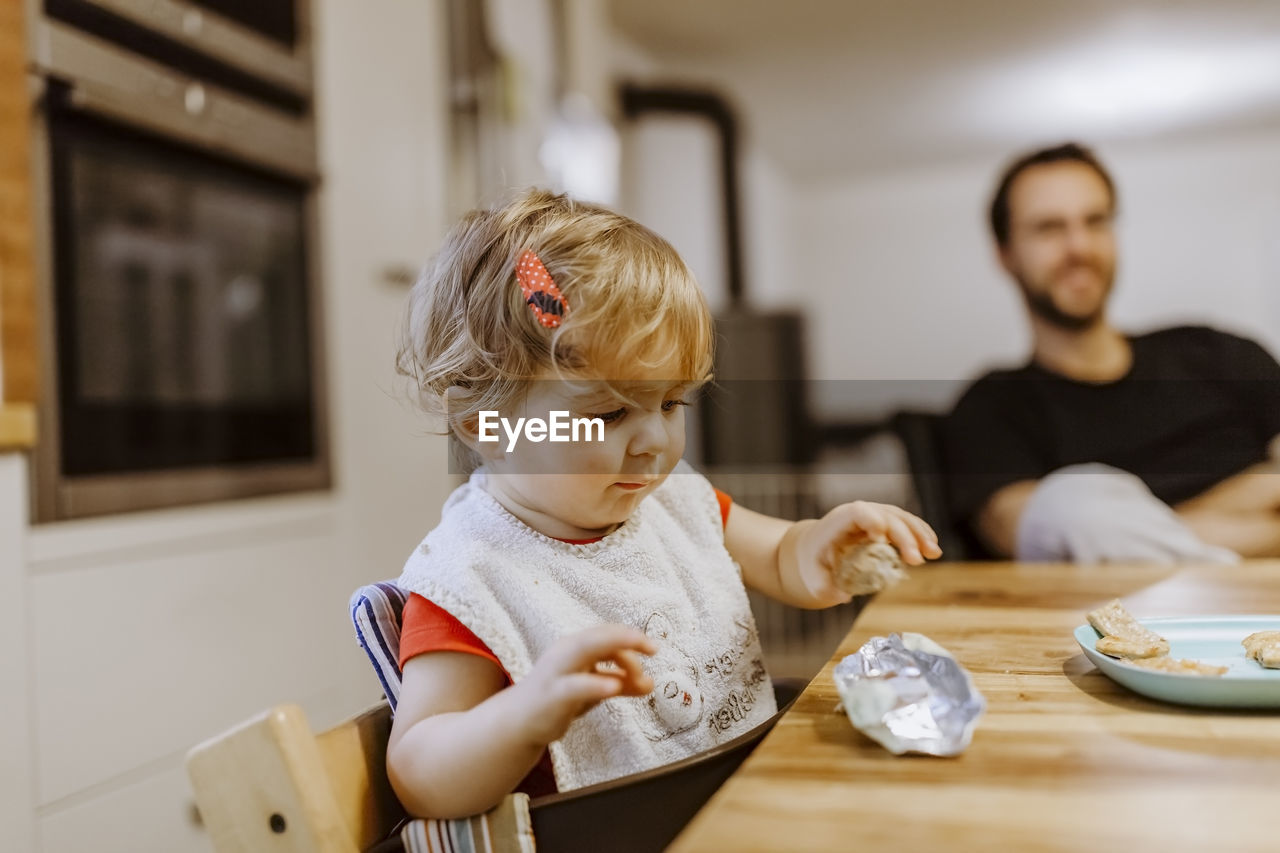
396, 189, 714, 438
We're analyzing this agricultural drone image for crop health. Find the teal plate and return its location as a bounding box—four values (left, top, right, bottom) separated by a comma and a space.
1074, 616, 1280, 709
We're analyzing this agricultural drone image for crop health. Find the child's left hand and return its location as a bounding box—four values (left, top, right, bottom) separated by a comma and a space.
795, 501, 942, 606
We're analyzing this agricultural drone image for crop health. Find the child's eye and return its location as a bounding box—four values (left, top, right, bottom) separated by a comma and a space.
662, 399, 689, 413
591, 408, 627, 423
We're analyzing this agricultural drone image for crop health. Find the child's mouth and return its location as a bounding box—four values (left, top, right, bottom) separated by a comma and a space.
614, 482, 649, 491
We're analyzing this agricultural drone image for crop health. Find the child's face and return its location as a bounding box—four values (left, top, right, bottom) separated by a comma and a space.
476, 371, 692, 540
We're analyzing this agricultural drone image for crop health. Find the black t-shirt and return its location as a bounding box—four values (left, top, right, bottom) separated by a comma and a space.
942, 325, 1280, 528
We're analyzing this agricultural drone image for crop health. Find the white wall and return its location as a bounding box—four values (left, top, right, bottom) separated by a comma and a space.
314, 0, 454, 576
618, 113, 796, 318
620, 117, 729, 310
1105, 130, 1280, 352
605, 11, 799, 320
739, 147, 796, 313
0, 455, 34, 853
607, 21, 1280, 425
789, 127, 1280, 420
1, 1, 457, 850
618, 117, 1280, 423
792, 156, 1024, 418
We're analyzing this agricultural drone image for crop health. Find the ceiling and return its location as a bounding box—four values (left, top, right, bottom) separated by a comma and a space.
607, 0, 1280, 180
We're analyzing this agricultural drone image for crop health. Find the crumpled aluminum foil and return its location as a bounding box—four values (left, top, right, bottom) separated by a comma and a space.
833, 632, 985, 756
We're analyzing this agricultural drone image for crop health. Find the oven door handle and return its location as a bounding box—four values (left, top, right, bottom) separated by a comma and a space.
68, 0, 312, 97
32, 19, 318, 183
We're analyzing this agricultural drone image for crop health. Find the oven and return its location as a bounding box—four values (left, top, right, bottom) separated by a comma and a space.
27, 4, 328, 521
43, 0, 311, 103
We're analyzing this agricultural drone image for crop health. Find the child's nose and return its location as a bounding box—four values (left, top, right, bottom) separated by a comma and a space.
627, 411, 668, 456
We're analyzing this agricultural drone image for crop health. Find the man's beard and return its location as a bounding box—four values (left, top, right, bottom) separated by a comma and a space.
1015, 263, 1112, 331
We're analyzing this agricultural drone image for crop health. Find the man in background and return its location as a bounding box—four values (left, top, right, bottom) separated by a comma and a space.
944, 142, 1280, 560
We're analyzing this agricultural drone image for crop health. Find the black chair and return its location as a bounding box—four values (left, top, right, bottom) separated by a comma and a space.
890, 410, 990, 560
528, 679, 803, 853
346, 582, 805, 852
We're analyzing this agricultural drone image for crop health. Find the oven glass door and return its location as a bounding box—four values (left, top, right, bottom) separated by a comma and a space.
49, 105, 317, 476
188, 0, 298, 47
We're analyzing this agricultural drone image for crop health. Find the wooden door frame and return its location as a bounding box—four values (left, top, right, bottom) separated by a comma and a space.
0, 0, 38, 450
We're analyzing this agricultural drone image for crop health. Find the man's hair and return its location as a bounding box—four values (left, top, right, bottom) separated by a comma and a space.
988, 142, 1116, 246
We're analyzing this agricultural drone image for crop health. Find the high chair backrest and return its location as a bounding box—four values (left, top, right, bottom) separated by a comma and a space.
186, 702, 405, 852
349, 581, 410, 711
187, 701, 534, 853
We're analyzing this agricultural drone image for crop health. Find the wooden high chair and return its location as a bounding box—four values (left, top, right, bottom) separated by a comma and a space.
185, 581, 801, 852
186, 691, 798, 853
186, 701, 533, 853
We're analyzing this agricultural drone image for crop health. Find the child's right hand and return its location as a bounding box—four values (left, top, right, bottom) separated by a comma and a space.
514, 624, 656, 747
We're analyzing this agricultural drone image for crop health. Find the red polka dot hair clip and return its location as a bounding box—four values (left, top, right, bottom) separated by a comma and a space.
515, 249, 570, 328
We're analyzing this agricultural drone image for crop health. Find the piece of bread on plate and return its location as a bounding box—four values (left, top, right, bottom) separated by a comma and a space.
1124, 656, 1228, 677
1086, 599, 1170, 658
1242, 630, 1280, 669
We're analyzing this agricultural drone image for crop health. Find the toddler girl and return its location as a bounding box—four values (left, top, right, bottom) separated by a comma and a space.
387, 189, 941, 818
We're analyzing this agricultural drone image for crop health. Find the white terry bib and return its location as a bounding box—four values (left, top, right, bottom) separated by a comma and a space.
398, 461, 777, 791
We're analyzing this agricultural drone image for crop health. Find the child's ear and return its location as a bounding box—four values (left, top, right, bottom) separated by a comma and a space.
448, 429, 484, 477
446, 388, 499, 462
452, 413, 481, 448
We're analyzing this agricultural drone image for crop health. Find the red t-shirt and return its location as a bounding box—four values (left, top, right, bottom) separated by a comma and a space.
398, 488, 733, 796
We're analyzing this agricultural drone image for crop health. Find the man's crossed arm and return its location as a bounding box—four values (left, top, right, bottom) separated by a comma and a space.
976, 443, 1280, 559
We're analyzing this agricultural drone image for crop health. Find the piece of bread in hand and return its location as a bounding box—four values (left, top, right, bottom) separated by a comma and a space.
831, 541, 908, 596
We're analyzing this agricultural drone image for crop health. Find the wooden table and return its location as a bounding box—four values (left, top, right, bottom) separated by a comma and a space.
670, 561, 1280, 853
